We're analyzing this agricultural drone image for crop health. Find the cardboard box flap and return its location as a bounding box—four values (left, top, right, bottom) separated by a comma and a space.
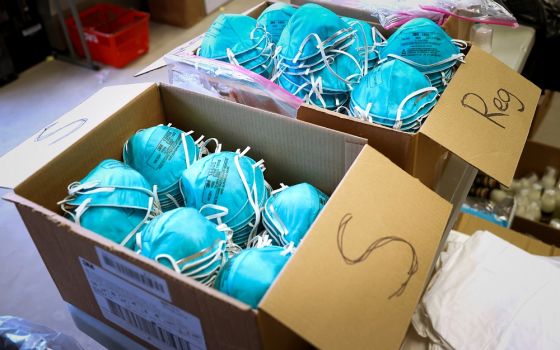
260, 145, 452, 350
421, 46, 540, 186
0, 83, 156, 189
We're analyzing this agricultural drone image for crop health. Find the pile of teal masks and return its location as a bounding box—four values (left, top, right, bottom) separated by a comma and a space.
59, 159, 161, 250
256, 2, 296, 44
137, 207, 236, 287
379, 18, 466, 94
341, 17, 386, 74
349, 60, 438, 133
180, 147, 269, 248
263, 183, 328, 247
123, 125, 207, 212
215, 246, 291, 308
199, 14, 275, 79
273, 4, 363, 111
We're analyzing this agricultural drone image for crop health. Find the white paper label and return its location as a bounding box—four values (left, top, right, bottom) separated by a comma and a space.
80, 258, 207, 350
96, 247, 171, 301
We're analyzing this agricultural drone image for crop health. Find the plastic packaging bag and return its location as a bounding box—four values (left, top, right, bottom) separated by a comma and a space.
164, 47, 303, 119
0, 316, 84, 350
320, 0, 518, 28
461, 196, 516, 227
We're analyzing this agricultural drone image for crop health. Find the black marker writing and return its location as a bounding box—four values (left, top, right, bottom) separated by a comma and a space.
337, 213, 419, 299
35, 118, 88, 145
461, 88, 524, 129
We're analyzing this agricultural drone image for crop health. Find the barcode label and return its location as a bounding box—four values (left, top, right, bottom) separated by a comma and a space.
96, 247, 171, 301
80, 258, 206, 350
106, 299, 193, 350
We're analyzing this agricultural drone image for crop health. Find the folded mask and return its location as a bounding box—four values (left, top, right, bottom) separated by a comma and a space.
263, 183, 328, 247
257, 3, 296, 44
350, 60, 438, 130
180, 148, 269, 247
214, 246, 291, 308
277, 4, 354, 63
123, 125, 203, 211
199, 14, 275, 78
59, 159, 160, 249
138, 207, 234, 286
380, 18, 465, 74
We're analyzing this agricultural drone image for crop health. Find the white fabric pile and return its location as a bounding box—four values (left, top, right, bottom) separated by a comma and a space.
412, 230, 560, 350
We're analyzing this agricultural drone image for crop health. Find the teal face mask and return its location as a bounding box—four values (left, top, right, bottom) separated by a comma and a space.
123, 125, 209, 212
180, 147, 269, 247
263, 183, 328, 247
199, 14, 275, 78
214, 246, 291, 308
137, 207, 238, 287
276, 4, 354, 63
59, 159, 161, 249
256, 3, 296, 44
349, 60, 438, 131
341, 17, 386, 73
380, 18, 465, 75
277, 73, 349, 110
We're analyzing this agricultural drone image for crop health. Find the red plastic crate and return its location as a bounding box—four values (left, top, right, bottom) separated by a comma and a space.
66, 4, 150, 68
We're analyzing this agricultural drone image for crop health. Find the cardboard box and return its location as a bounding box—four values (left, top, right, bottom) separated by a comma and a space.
455, 212, 560, 255
158, 1, 540, 191
148, 0, 230, 28
509, 140, 560, 246
1, 83, 453, 350
528, 89, 554, 139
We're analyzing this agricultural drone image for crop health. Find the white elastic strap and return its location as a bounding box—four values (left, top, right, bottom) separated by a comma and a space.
248, 232, 273, 248
119, 197, 154, 247
135, 231, 143, 253
281, 242, 296, 256
271, 183, 288, 196
452, 39, 468, 50
227, 48, 240, 66
386, 53, 464, 71
181, 132, 193, 168
74, 198, 93, 225
395, 87, 438, 129
234, 153, 262, 244
267, 204, 289, 241
200, 204, 229, 223
164, 193, 181, 209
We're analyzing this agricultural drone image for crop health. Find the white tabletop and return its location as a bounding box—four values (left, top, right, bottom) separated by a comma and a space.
489, 24, 536, 73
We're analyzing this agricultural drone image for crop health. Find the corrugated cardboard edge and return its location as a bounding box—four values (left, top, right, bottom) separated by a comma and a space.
4, 190, 264, 349
260, 145, 453, 350
455, 213, 557, 255
421, 46, 541, 186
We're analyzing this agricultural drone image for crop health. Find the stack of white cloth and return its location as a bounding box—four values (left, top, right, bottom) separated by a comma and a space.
412, 230, 560, 350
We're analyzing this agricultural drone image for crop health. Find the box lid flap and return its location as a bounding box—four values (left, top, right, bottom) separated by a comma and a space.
421, 46, 541, 185
260, 145, 452, 349
0, 83, 156, 189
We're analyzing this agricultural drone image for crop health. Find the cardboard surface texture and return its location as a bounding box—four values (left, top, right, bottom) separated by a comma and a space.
261, 147, 452, 349
1, 83, 455, 349
422, 46, 540, 186
0, 83, 156, 190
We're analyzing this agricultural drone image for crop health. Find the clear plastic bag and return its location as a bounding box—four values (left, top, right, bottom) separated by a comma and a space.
323, 0, 518, 29
164, 47, 303, 118
0, 316, 84, 350
461, 196, 516, 227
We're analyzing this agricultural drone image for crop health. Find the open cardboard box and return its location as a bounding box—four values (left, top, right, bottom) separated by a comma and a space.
0, 83, 453, 350
456, 212, 560, 255
509, 140, 560, 246
150, 1, 540, 194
